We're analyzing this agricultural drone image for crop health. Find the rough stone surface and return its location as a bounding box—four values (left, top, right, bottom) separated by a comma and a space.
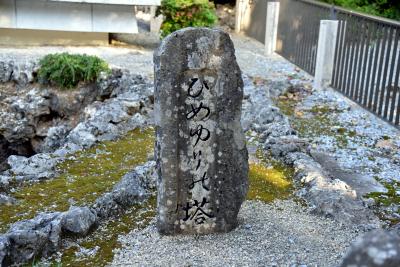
0, 161, 153, 265
134, 160, 157, 190
340, 229, 400, 267
0, 61, 14, 83
0, 66, 152, 147
154, 28, 248, 235
0, 60, 37, 85
5, 212, 63, 264
0, 235, 10, 266
61, 206, 97, 236
0, 193, 17, 206
92, 167, 149, 219
240, 66, 381, 228
0, 69, 153, 185
7, 153, 60, 181
0, 175, 11, 190
284, 151, 380, 228
39, 125, 71, 153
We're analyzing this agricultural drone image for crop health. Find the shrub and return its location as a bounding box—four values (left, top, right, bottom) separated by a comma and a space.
38, 53, 110, 89
319, 0, 400, 20
157, 0, 218, 38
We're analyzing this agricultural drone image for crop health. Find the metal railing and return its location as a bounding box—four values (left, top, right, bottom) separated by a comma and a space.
331, 8, 400, 126
276, 0, 331, 75
275, 0, 400, 127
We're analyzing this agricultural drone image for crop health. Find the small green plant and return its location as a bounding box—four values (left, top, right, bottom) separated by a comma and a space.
38, 53, 110, 89
365, 179, 400, 207
157, 0, 218, 38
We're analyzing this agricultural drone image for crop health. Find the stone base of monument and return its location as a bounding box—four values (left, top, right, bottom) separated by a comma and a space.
154, 27, 249, 235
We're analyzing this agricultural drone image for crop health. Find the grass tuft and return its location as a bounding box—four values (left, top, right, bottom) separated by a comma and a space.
38, 53, 110, 89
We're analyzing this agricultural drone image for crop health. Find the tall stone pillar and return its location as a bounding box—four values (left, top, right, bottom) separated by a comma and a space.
154, 28, 248, 235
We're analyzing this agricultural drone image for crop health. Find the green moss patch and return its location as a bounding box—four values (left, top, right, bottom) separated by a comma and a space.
275, 98, 355, 148
247, 149, 294, 202
50, 196, 156, 267
365, 179, 400, 225
0, 128, 155, 233
366, 180, 400, 207
276, 98, 333, 138
309, 105, 334, 114
275, 97, 297, 117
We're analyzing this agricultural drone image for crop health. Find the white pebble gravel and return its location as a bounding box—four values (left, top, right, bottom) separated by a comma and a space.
111, 200, 362, 267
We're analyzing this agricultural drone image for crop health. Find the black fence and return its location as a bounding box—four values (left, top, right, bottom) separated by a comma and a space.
276, 0, 400, 127
276, 0, 331, 75
331, 10, 400, 126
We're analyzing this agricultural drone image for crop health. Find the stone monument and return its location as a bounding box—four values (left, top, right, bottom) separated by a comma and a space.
154, 27, 248, 235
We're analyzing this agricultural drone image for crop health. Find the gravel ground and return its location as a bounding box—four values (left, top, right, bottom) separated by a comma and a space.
111, 200, 361, 267
0, 33, 296, 80
232, 34, 300, 80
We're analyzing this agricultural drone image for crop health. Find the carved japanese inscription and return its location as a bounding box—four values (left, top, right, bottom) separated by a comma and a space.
154, 28, 248, 235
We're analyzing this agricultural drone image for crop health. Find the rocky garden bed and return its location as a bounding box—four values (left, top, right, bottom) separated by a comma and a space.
0, 33, 399, 266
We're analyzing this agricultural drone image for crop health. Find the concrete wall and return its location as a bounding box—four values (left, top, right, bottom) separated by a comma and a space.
51, 0, 160, 5
0, 0, 142, 33
239, 0, 268, 44
0, 28, 109, 46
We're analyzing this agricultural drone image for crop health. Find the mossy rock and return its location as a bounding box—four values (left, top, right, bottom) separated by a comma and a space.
0, 128, 154, 233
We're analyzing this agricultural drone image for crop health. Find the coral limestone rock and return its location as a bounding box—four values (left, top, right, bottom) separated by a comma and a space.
154, 28, 248, 235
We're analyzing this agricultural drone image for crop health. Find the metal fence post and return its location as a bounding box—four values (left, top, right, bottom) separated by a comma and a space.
150, 6, 163, 33
265, 1, 280, 55
235, 0, 245, 33
314, 20, 339, 90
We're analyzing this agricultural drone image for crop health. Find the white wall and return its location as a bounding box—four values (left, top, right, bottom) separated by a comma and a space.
0, 0, 16, 28
92, 4, 137, 33
0, 0, 143, 33
16, 0, 92, 32
51, 0, 160, 5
